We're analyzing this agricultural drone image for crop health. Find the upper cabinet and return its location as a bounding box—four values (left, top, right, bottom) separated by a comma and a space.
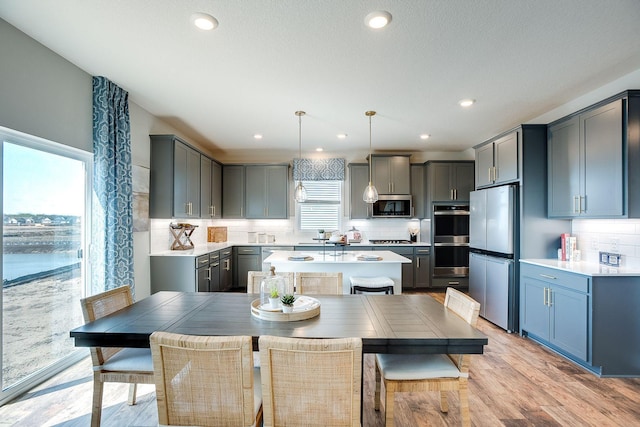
475, 130, 519, 188
222, 165, 245, 218
426, 161, 475, 204
548, 92, 640, 218
245, 165, 289, 219
200, 156, 222, 219
371, 155, 411, 194
150, 135, 201, 218
410, 163, 425, 218
349, 163, 370, 219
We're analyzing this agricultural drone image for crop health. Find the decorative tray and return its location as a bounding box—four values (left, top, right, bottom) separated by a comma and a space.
250, 296, 321, 322
357, 255, 383, 261
287, 255, 314, 261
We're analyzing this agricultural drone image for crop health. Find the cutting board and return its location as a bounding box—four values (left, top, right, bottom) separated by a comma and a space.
207, 226, 227, 242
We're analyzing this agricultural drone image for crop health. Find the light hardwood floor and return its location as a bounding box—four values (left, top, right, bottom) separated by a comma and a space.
1, 292, 639, 426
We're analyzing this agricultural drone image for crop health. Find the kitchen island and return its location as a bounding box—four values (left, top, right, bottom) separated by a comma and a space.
264, 250, 411, 294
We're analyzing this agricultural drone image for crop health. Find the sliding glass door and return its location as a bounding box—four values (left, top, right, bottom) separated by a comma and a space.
1, 127, 91, 405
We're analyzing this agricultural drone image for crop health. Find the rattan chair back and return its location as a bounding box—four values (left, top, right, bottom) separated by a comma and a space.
294, 272, 343, 294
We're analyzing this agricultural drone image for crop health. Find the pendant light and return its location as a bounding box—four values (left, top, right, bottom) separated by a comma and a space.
363, 110, 379, 203
294, 111, 307, 203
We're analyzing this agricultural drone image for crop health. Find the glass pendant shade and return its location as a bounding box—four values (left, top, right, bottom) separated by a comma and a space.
363, 181, 379, 203
294, 181, 307, 203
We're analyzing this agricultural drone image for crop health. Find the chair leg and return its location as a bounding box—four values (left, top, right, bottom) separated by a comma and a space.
459, 380, 471, 427
374, 362, 381, 411
384, 382, 396, 427
439, 390, 449, 413
127, 383, 138, 405
91, 373, 104, 427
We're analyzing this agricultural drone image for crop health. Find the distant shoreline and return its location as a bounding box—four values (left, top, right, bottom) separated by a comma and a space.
3, 263, 81, 288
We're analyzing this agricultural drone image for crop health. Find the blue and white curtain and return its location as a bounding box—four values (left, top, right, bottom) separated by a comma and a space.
91, 76, 135, 296
293, 158, 345, 181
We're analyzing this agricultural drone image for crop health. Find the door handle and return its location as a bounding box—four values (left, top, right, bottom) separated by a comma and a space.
224, 259, 230, 271
488, 168, 492, 183
573, 196, 580, 214
543, 287, 548, 306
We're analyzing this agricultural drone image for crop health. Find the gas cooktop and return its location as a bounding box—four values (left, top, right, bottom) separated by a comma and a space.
368, 239, 413, 244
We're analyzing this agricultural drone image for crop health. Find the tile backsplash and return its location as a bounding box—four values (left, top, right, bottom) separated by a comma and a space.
150, 217, 430, 253
572, 219, 640, 268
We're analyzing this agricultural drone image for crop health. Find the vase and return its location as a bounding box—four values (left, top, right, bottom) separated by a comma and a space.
282, 305, 294, 313
269, 297, 280, 309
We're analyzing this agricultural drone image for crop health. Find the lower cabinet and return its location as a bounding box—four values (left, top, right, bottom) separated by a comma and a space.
219, 248, 232, 291
414, 247, 431, 288
234, 246, 262, 289
520, 263, 589, 363
151, 249, 230, 294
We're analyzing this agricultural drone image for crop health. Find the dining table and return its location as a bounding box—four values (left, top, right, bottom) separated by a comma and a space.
70, 292, 488, 355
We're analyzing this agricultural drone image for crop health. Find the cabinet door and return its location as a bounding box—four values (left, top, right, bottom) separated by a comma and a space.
236, 255, 261, 288
220, 255, 232, 291
410, 164, 424, 218
211, 161, 222, 218
414, 251, 431, 288
452, 163, 475, 202
349, 164, 370, 219
196, 267, 209, 292
548, 117, 580, 217
581, 99, 623, 217
209, 261, 221, 292
494, 131, 519, 185
391, 156, 411, 194
245, 166, 266, 218
550, 286, 588, 361
245, 165, 288, 219
372, 156, 392, 194
200, 156, 212, 218
468, 253, 486, 316
520, 275, 550, 340
475, 143, 494, 188
186, 145, 201, 217
430, 163, 453, 202
222, 165, 245, 218
265, 165, 288, 218
173, 142, 189, 216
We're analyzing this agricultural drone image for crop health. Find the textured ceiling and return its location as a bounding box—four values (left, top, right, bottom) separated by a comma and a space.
2, 0, 640, 162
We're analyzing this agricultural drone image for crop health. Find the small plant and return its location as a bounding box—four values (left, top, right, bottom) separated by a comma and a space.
269, 286, 280, 299
280, 294, 296, 307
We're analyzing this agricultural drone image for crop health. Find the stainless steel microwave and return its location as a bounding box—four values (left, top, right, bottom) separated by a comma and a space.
371, 195, 413, 217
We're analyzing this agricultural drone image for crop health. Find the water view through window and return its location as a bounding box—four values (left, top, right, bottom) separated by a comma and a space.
2, 136, 89, 402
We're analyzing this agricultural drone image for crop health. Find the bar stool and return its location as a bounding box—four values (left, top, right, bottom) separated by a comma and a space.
350, 276, 395, 295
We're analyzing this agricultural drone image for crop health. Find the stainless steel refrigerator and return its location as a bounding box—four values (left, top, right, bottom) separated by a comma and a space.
469, 185, 516, 331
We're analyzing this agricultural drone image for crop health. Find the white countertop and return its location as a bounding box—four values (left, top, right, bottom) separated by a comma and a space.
265, 250, 412, 264
150, 241, 430, 257
520, 259, 640, 277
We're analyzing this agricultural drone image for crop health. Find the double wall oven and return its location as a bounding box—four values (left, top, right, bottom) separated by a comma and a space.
432, 204, 470, 287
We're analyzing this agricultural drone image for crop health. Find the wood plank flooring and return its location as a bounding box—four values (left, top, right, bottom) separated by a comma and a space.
1, 292, 639, 426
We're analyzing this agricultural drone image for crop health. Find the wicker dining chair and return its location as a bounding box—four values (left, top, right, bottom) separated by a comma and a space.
246, 270, 294, 294
374, 287, 481, 427
150, 332, 262, 427
294, 271, 343, 294
259, 335, 362, 427
80, 285, 155, 427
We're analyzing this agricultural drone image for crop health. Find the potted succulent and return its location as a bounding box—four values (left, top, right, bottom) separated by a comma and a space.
317, 229, 325, 239
280, 294, 296, 313
269, 286, 280, 309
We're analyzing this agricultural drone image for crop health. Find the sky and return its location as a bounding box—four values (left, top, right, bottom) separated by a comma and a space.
3, 142, 85, 216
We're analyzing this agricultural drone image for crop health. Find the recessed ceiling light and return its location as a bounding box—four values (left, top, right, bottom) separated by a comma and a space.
316, 148, 324, 152
365, 11, 392, 29
459, 99, 476, 108
253, 134, 263, 140
337, 133, 347, 140
191, 13, 218, 31
420, 134, 431, 140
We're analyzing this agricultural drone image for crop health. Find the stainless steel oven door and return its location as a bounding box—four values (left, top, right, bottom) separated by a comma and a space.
433, 243, 470, 277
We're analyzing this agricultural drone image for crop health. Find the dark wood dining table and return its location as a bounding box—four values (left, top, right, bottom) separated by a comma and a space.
70, 292, 488, 354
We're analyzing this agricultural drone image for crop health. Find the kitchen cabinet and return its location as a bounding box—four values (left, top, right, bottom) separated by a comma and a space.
219, 247, 232, 291
371, 155, 411, 194
222, 165, 245, 218
474, 130, 518, 188
234, 246, 262, 289
520, 263, 588, 362
410, 163, 425, 218
349, 163, 370, 219
378, 246, 414, 290
150, 134, 201, 218
245, 165, 289, 219
426, 161, 474, 204
151, 250, 225, 294
414, 247, 431, 288
200, 156, 222, 219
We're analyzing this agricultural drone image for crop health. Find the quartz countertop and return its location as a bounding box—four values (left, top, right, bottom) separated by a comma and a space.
265, 250, 412, 264
520, 259, 640, 277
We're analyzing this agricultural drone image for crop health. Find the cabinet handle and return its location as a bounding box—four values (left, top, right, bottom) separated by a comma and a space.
450, 189, 454, 200
224, 259, 230, 271
417, 258, 421, 268
573, 196, 580, 214
213, 206, 216, 217
207, 267, 211, 281
539, 274, 557, 280
493, 166, 497, 182
454, 189, 457, 200
448, 281, 460, 285
548, 288, 553, 307
580, 196, 585, 213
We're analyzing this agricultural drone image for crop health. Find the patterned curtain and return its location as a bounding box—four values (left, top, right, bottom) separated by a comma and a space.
91, 76, 135, 296
293, 158, 345, 180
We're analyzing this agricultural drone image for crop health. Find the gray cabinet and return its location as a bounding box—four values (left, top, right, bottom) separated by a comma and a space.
200, 157, 222, 219
548, 100, 623, 217
245, 165, 288, 219
234, 246, 261, 289
520, 263, 588, 362
349, 163, 370, 219
426, 161, 475, 204
371, 155, 411, 194
414, 247, 431, 288
410, 164, 425, 218
150, 135, 201, 218
219, 248, 232, 291
222, 165, 245, 218
475, 130, 519, 188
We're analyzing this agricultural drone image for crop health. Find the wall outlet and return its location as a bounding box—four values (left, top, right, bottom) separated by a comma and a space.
599, 251, 621, 267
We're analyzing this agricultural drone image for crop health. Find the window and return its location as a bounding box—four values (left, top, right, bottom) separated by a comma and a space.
297, 181, 342, 231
